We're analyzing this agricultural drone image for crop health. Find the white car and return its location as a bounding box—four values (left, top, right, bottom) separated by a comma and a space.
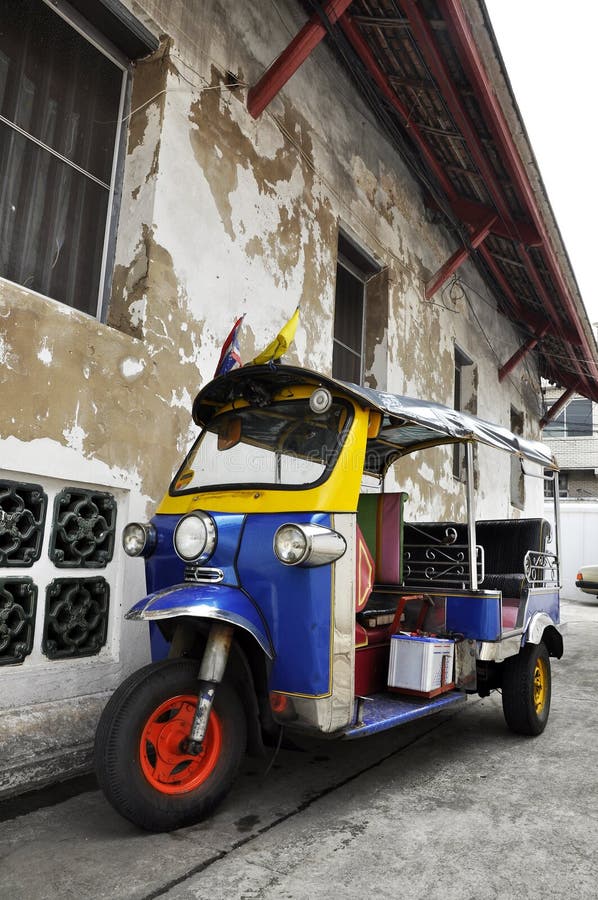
576, 565, 598, 596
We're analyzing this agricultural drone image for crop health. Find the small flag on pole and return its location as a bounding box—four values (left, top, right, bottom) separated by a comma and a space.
251, 306, 300, 366
214, 314, 244, 377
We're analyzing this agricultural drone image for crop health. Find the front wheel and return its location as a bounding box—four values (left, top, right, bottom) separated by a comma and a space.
94, 658, 246, 831
502, 640, 551, 736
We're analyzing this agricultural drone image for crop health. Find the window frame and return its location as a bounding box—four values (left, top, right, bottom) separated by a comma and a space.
0, 0, 130, 320
543, 397, 593, 438
169, 399, 355, 497
332, 231, 380, 385
332, 253, 367, 383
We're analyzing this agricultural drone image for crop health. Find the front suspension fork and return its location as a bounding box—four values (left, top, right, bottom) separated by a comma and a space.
187, 621, 234, 754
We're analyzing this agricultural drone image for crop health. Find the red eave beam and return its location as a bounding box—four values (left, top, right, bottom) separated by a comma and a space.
425, 213, 496, 299
540, 386, 578, 429
247, 0, 353, 118
498, 323, 550, 382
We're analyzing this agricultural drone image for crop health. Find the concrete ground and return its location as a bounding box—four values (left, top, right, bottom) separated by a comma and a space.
1, 596, 597, 900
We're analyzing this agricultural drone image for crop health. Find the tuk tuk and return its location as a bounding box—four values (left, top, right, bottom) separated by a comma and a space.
95, 364, 564, 831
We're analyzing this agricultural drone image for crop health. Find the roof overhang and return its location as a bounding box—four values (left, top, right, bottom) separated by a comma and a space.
247, 1, 598, 406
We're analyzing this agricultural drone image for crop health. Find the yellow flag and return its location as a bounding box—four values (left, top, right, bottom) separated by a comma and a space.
252, 306, 299, 365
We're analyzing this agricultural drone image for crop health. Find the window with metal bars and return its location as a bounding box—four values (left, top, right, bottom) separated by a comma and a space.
0, 0, 129, 316
332, 233, 380, 385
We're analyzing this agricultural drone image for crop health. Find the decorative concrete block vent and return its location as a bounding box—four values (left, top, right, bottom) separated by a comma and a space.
0, 479, 47, 566
43, 577, 110, 660
0, 578, 37, 665
0, 478, 117, 666
49, 488, 117, 568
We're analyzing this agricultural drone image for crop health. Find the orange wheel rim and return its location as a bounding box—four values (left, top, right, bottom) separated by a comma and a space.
139, 694, 222, 795
533, 658, 548, 715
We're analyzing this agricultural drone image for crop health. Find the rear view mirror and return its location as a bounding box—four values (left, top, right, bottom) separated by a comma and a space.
218, 416, 242, 450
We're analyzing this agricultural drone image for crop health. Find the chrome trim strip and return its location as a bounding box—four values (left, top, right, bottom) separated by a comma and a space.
184, 567, 225, 584
477, 635, 522, 662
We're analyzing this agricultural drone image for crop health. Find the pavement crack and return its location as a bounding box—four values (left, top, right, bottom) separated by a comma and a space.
141, 708, 465, 899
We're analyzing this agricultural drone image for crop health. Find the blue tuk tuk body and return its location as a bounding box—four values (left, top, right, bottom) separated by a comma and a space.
96, 365, 564, 830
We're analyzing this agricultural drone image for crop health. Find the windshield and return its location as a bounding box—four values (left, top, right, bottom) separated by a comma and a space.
171, 399, 352, 494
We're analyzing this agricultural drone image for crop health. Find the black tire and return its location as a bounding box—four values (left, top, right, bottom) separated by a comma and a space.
94, 658, 246, 831
502, 640, 551, 736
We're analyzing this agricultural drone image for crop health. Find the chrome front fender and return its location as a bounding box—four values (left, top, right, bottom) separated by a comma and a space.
126, 583, 274, 659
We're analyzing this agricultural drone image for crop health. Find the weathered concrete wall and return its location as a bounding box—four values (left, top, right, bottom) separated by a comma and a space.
0, 0, 545, 795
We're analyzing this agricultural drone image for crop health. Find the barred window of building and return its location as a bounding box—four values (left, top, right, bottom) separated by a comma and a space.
0, 0, 153, 317
332, 233, 381, 385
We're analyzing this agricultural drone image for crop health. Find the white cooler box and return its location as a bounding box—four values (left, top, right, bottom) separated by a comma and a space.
388, 634, 455, 697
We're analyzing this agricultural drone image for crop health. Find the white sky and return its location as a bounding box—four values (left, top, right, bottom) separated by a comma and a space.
485, 0, 598, 324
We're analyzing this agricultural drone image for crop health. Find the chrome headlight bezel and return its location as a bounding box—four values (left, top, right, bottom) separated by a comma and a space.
173, 511, 217, 563
273, 523, 346, 567
122, 522, 157, 558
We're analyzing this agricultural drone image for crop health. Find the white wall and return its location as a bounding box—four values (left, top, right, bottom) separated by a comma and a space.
544, 500, 598, 601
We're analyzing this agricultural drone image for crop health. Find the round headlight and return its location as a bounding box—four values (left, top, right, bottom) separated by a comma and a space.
122, 522, 156, 558
174, 512, 216, 562
274, 523, 346, 567
274, 524, 309, 565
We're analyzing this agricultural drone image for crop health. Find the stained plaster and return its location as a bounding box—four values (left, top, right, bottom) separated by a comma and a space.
152, 61, 337, 371
0, 280, 192, 513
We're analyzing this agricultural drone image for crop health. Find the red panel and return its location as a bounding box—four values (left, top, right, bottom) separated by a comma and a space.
355, 526, 374, 612
355, 642, 390, 695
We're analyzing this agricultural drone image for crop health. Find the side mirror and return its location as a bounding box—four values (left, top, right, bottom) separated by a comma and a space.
217, 416, 242, 450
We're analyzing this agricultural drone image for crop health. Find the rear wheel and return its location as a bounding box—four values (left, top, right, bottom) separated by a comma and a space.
95, 658, 246, 831
502, 640, 551, 735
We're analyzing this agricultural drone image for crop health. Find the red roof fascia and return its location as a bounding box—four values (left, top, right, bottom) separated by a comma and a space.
437, 0, 598, 396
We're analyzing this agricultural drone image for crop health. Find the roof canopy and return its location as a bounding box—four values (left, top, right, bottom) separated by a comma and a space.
193, 365, 558, 473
